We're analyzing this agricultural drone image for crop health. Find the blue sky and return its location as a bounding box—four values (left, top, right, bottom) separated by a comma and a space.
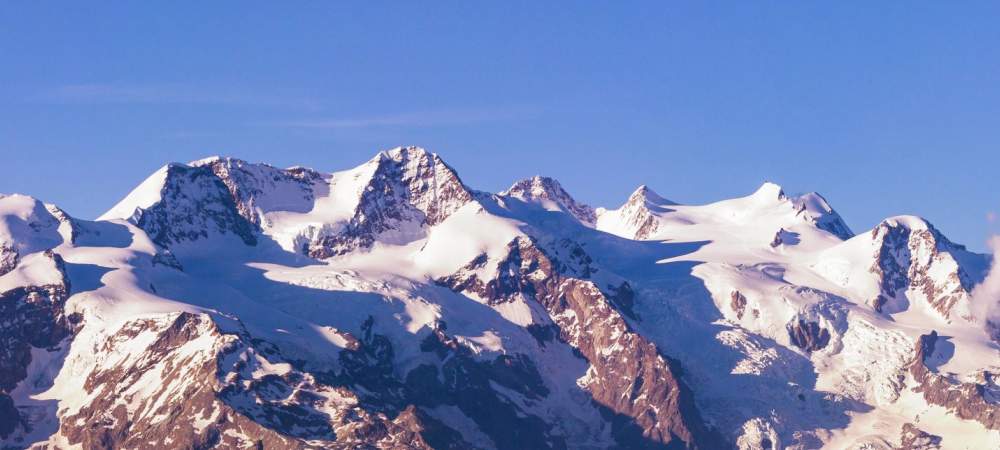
2, 2, 998, 251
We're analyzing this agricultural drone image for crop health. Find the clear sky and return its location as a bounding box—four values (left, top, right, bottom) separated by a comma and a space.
2, 2, 998, 251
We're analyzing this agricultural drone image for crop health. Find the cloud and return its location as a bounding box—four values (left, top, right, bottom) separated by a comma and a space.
971, 236, 1000, 329
272, 107, 537, 129
40, 83, 318, 109
988, 211, 997, 224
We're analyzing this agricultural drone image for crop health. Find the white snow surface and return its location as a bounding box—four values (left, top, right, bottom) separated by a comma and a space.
2, 148, 998, 449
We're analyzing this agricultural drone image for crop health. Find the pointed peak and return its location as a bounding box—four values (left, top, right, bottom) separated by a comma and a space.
365, 146, 457, 175
502, 176, 596, 225
380, 146, 432, 162
627, 185, 674, 207
188, 155, 268, 173
364, 146, 465, 181
529, 175, 558, 185
503, 175, 565, 197
793, 191, 834, 214
787, 191, 853, 239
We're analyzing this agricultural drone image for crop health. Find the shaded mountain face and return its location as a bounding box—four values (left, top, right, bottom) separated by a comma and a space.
501, 176, 597, 225
307, 147, 475, 258
867, 217, 982, 320
2, 147, 998, 449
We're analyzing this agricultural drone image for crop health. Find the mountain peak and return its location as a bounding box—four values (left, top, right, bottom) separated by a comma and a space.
860, 214, 979, 320
870, 215, 965, 252
749, 181, 787, 202
504, 175, 573, 198
6, 150, 1000, 448
597, 185, 677, 240
879, 215, 932, 232
306, 146, 476, 257
791, 192, 854, 240
627, 184, 674, 207
379, 145, 433, 163
0, 194, 74, 261
367, 146, 458, 184
188, 155, 228, 167
502, 176, 596, 224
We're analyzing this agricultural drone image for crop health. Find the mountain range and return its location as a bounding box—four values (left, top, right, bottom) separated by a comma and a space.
1, 146, 998, 449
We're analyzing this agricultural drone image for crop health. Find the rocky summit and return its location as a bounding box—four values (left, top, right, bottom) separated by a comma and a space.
1, 146, 998, 449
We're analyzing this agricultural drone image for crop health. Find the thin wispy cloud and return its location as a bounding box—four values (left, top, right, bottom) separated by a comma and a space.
273, 107, 537, 129
40, 83, 319, 110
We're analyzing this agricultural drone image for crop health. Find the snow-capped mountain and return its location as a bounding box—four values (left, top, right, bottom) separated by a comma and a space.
2, 147, 998, 449
501, 176, 597, 226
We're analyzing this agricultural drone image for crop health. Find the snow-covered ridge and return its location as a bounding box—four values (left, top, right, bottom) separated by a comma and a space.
98, 146, 479, 256
815, 215, 988, 321
596, 181, 854, 251
500, 175, 596, 225
2, 146, 997, 449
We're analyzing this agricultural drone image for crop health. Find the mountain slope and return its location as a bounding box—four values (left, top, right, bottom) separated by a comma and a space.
2, 148, 998, 449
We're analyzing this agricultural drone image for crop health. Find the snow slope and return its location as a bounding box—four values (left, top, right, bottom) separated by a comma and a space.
1, 147, 997, 449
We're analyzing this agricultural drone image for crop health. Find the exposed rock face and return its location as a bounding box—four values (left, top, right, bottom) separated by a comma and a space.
412, 325, 564, 450
787, 320, 831, 352
614, 185, 675, 240
0, 243, 17, 277
769, 229, 785, 248
59, 312, 464, 450
439, 236, 724, 449
869, 218, 978, 320
0, 251, 78, 440
502, 176, 597, 225
730, 290, 748, 320
308, 147, 475, 258
194, 156, 322, 229
131, 163, 259, 247
6, 152, 1000, 448
909, 331, 1000, 430
790, 192, 854, 240
815, 216, 854, 241
61, 312, 302, 449
897, 423, 942, 450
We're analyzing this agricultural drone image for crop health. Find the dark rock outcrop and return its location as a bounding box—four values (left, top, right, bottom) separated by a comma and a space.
197, 157, 322, 229
0, 243, 17, 277
909, 331, 1000, 430
730, 290, 747, 320
897, 423, 942, 450
61, 312, 467, 450
614, 185, 676, 240
791, 192, 854, 240
131, 163, 259, 247
413, 325, 563, 450
309, 147, 475, 258
787, 320, 831, 352
868, 219, 977, 319
0, 251, 78, 440
439, 236, 724, 449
